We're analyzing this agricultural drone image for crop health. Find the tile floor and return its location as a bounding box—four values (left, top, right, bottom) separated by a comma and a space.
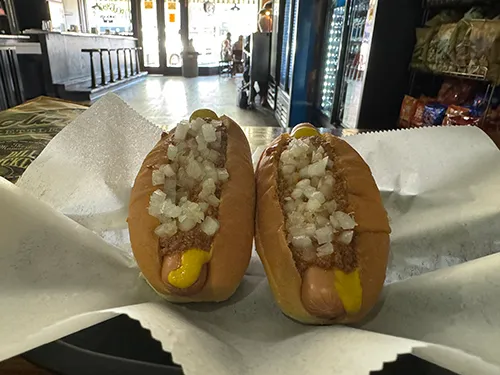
115, 75, 279, 128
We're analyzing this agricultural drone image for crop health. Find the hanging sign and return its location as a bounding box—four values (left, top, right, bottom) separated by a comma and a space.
169, 13, 176, 22
144, 1, 153, 9
168, 1, 177, 10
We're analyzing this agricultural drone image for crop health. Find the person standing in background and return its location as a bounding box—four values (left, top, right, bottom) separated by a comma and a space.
256, 2, 273, 106
221, 32, 232, 62
258, 1, 273, 32
232, 35, 244, 76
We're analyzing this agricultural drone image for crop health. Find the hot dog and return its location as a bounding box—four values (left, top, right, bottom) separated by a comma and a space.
255, 124, 390, 324
128, 110, 255, 302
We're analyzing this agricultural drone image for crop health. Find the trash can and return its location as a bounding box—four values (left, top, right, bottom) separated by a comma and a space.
182, 52, 199, 78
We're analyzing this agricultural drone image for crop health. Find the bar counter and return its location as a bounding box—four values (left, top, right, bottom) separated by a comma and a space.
23, 30, 139, 98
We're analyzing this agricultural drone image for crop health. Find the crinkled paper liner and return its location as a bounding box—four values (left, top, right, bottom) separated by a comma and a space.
0, 94, 499, 374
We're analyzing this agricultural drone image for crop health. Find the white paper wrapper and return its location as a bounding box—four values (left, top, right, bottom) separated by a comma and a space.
2, 94, 500, 374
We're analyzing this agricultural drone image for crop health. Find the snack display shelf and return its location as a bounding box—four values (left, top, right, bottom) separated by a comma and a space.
407, 66, 498, 129
411, 67, 490, 83
440, 70, 490, 82
425, 0, 496, 8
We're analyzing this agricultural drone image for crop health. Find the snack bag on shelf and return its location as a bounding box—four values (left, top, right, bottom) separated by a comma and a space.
425, 10, 462, 27
411, 96, 433, 127
468, 20, 500, 83
398, 95, 418, 128
468, 93, 491, 118
452, 19, 473, 73
422, 103, 449, 126
463, 7, 486, 20
442, 105, 478, 125
427, 24, 458, 73
411, 28, 438, 70
437, 78, 476, 105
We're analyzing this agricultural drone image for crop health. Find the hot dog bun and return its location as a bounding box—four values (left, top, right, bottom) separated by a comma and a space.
256, 128, 390, 324
128, 115, 255, 303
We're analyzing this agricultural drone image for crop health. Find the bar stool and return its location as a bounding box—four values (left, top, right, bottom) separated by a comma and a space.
121, 48, 129, 78
98, 49, 107, 86
0, 46, 25, 109
106, 48, 116, 83
126, 48, 135, 76
135, 47, 142, 75
81, 48, 100, 89
116, 48, 123, 80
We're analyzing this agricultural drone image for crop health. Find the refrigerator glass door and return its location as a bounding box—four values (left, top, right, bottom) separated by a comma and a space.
318, 2, 345, 117
287, 0, 300, 90
279, 0, 292, 91
337, 0, 377, 128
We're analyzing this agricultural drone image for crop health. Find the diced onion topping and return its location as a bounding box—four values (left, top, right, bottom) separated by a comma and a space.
152, 170, 165, 186
161, 164, 176, 178
333, 211, 357, 230
317, 242, 334, 257
201, 216, 220, 236
217, 168, 229, 182
338, 230, 354, 245
292, 235, 313, 249
167, 145, 178, 160
279, 137, 357, 260
148, 117, 228, 238
315, 226, 333, 245
155, 222, 178, 238
174, 121, 189, 141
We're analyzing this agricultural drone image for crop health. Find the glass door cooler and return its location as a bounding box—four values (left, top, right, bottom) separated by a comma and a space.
315, 0, 423, 130
318, 4, 346, 117
275, 0, 296, 128
338, 0, 372, 128
274, 0, 323, 128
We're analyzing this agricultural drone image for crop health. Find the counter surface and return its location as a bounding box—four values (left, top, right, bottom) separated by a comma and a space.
24, 29, 136, 40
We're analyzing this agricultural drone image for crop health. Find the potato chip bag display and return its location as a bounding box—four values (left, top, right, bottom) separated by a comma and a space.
468, 20, 500, 83
427, 24, 457, 72
437, 79, 476, 105
411, 97, 433, 127
452, 19, 473, 72
399, 95, 418, 128
423, 103, 449, 126
425, 10, 462, 28
411, 28, 437, 70
442, 105, 472, 125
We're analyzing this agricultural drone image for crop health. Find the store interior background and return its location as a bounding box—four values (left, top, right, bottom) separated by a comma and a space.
0, 0, 499, 139
0, 0, 500, 371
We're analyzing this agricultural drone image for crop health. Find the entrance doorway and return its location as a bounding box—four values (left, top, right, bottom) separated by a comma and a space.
137, 0, 185, 75
135, 0, 259, 75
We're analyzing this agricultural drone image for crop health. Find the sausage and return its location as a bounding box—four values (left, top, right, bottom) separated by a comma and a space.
301, 267, 346, 320
161, 252, 208, 296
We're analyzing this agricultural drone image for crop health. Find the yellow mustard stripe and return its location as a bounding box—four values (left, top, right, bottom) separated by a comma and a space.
334, 269, 362, 314
167, 248, 211, 289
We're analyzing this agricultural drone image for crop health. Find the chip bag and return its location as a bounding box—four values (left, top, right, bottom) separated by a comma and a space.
442, 105, 472, 125
427, 23, 458, 73
411, 28, 437, 70
468, 20, 500, 83
423, 103, 449, 126
399, 95, 418, 128
411, 97, 433, 127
